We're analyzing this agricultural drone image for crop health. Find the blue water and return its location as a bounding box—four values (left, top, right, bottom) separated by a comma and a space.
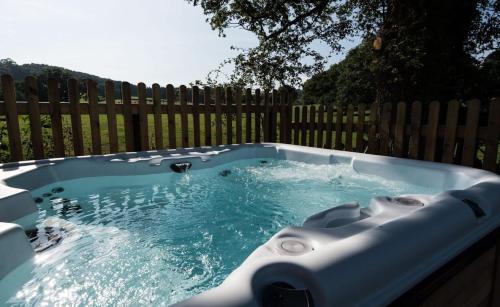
1, 159, 439, 306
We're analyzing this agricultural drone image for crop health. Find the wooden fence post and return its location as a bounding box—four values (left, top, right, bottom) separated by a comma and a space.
86, 79, 102, 155
24, 76, 44, 159
245, 88, 252, 143
152, 83, 163, 150
408, 101, 422, 159
462, 99, 481, 166
192, 86, 201, 147
235, 88, 243, 144
345, 104, 354, 151
105, 80, 118, 153
225, 87, 233, 144
309, 105, 316, 147
121, 81, 135, 152
179, 85, 189, 148
379, 102, 392, 156
1, 74, 23, 161
442, 100, 459, 163
424, 100, 440, 162
215, 87, 223, 145
47, 78, 64, 157
325, 104, 333, 149
355, 103, 366, 152
300, 105, 308, 146
317, 104, 325, 148
293, 106, 300, 145
335, 103, 343, 150
137, 82, 149, 151
68, 78, 84, 156
367, 102, 380, 154
254, 89, 261, 143
393, 102, 406, 157
166, 84, 176, 149
279, 89, 287, 143
263, 90, 270, 142
203, 86, 212, 146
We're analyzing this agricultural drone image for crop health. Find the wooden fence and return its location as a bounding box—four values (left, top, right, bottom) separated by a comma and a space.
0, 74, 499, 173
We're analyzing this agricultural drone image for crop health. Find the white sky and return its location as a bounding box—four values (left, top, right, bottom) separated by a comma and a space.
0, 0, 357, 86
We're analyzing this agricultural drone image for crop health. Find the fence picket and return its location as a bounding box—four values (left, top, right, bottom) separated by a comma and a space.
47, 78, 64, 157
286, 91, 293, 144
166, 84, 176, 149
192, 86, 201, 147
254, 89, 261, 143
203, 87, 212, 146
225, 87, 233, 144
271, 90, 278, 142
335, 103, 343, 150
215, 87, 223, 145
424, 101, 440, 161
68, 78, 84, 156
300, 106, 308, 146
121, 82, 135, 152
179, 85, 189, 148
408, 101, 422, 159
279, 90, 287, 143
442, 100, 459, 163
105, 80, 118, 153
1, 75, 22, 161
356, 103, 365, 152
151, 84, 164, 150
24, 76, 44, 159
86, 79, 102, 155
345, 104, 354, 151
309, 105, 316, 147
393, 102, 406, 157
367, 102, 379, 154
293, 106, 300, 145
152, 83, 163, 150
317, 104, 325, 148
246, 88, 252, 143
235, 88, 243, 144
263, 90, 270, 142
325, 104, 333, 149
379, 103, 392, 156
137, 82, 149, 151
462, 99, 481, 166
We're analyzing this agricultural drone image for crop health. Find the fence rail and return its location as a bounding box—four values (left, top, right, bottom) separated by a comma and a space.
0, 74, 499, 173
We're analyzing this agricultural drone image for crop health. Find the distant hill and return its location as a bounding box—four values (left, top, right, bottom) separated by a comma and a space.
0, 58, 108, 83
0, 58, 146, 100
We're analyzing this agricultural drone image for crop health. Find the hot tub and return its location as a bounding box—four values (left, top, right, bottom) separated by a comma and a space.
0, 143, 499, 306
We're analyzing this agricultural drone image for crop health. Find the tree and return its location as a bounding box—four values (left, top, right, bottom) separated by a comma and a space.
188, 0, 499, 103
303, 39, 376, 105
481, 49, 500, 97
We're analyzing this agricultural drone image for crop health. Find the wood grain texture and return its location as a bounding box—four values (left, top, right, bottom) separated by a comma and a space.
86, 79, 102, 155
121, 81, 135, 151
152, 83, 163, 149
105, 80, 118, 153
47, 78, 64, 157
68, 78, 84, 156
24, 76, 44, 159
0, 74, 22, 160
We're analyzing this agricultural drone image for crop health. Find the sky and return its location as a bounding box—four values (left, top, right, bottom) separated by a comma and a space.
0, 0, 358, 86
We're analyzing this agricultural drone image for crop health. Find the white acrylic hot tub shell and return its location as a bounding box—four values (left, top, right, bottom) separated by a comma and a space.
0, 143, 499, 307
